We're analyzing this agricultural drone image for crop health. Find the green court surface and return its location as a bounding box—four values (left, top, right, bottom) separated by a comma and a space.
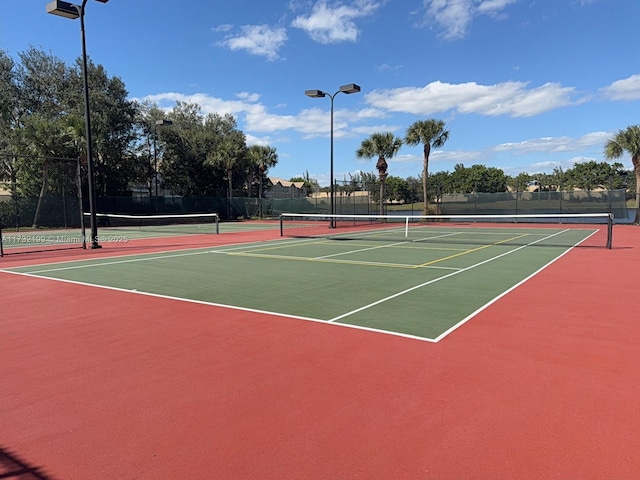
4, 227, 584, 341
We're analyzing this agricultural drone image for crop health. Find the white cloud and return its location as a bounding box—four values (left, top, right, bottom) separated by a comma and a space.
431, 149, 484, 164
245, 134, 273, 146
212, 24, 234, 33
138, 91, 374, 140
219, 24, 288, 61
376, 63, 403, 74
421, 0, 516, 40
493, 132, 611, 155
365, 80, 579, 117
142, 92, 254, 116
600, 74, 640, 101
236, 92, 261, 102
291, 0, 383, 44
477, 0, 517, 15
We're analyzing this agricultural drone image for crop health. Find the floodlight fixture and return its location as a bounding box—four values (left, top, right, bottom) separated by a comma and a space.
339, 83, 361, 94
304, 83, 361, 227
46, 0, 80, 19
305, 89, 326, 98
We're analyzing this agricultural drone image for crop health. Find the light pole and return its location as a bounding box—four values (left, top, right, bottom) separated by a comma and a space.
153, 119, 172, 197
305, 83, 360, 227
46, 0, 109, 249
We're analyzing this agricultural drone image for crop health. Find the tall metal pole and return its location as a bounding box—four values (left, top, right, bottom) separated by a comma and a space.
153, 124, 158, 197
329, 93, 335, 228
305, 84, 360, 229
79, 0, 100, 248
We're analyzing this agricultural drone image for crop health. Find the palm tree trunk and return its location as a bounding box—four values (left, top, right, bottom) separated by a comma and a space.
423, 144, 431, 216
376, 156, 388, 216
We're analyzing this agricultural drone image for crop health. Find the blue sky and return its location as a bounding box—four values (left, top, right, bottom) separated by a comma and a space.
2, 0, 640, 185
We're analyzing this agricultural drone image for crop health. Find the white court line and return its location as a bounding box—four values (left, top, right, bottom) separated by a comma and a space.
5, 236, 323, 275
432, 246, 575, 342
0, 268, 439, 343
314, 239, 412, 260
328, 228, 571, 325
2, 227, 589, 344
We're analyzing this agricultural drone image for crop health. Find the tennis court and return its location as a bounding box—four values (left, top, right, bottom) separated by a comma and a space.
1, 214, 610, 341
1, 214, 639, 480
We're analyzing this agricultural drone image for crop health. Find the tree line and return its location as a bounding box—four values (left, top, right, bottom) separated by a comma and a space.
352, 122, 639, 220
0, 47, 278, 200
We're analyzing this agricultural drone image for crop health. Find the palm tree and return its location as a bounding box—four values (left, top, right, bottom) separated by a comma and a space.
217, 132, 247, 202
247, 145, 278, 218
405, 119, 450, 215
604, 125, 640, 224
356, 132, 403, 214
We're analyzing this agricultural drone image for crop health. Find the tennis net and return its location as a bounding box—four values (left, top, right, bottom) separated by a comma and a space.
84, 212, 220, 237
0, 227, 85, 256
279, 213, 614, 249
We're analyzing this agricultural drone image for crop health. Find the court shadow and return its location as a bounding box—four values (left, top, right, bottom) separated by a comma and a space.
0, 444, 57, 480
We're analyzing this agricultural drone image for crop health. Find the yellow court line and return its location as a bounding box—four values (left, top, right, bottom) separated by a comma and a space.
226, 238, 327, 255
413, 233, 531, 268
227, 238, 469, 255
228, 251, 418, 269
227, 232, 531, 270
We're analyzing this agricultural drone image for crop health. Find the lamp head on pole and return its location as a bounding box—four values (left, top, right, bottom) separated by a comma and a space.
46, 0, 109, 18
46, 0, 80, 19
155, 119, 173, 127
305, 89, 326, 98
339, 83, 361, 94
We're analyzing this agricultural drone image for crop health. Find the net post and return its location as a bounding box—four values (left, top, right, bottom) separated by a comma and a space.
279, 214, 284, 236
405, 216, 409, 238
215, 213, 220, 234
607, 213, 613, 249
0, 226, 4, 257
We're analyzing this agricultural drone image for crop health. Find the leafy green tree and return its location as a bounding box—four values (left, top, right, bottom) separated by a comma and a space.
605, 125, 640, 223
405, 119, 450, 214
161, 104, 247, 201
427, 171, 450, 214
565, 160, 625, 191
17, 47, 70, 119
385, 175, 412, 203
2, 47, 137, 197
551, 167, 566, 191
132, 100, 173, 195
356, 132, 403, 214
0, 50, 21, 195
450, 164, 507, 194
406, 175, 423, 203
160, 102, 224, 196
507, 172, 533, 192
74, 59, 137, 195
